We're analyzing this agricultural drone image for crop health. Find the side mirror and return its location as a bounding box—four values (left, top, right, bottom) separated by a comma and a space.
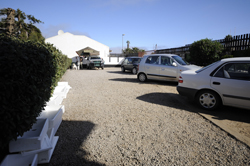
172, 62, 177, 67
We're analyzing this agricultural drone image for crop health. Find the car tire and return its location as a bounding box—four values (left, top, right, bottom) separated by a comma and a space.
138, 73, 147, 82
196, 90, 221, 110
121, 66, 125, 72
132, 68, 137, 74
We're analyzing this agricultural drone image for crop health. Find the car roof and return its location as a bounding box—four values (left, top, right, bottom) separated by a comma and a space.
221, 57, 250, 62
143, 54, 178, 57
125, 57, 141, 58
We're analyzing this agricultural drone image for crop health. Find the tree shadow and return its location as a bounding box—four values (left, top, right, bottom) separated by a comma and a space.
109, 78, 178, 87
43, 120, 105, 166
136, 92, 250, 124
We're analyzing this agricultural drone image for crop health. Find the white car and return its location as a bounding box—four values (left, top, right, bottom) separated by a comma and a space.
137, 54, 201, 82
177, 57, 250, 110
86, 56, 104, 69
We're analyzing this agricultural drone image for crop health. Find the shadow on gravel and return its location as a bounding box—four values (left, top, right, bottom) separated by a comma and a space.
109, 78, 178, 87
136, 92, 250, 124
44, 120, 105, 166
106, 71, 134, 75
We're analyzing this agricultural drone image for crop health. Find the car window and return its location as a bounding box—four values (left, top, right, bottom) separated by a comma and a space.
196, 61, 220, 73
214, 63, 250, 80
128, 58, 133, 64
145, 56, 159, 65
91, 57, 101, 59
160, 56, 173, 66
123, 58, 128, 65
172, 56, 189, 65
132, 58, 141, 63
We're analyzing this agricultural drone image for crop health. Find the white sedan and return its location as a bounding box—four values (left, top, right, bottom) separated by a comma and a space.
177, 57, 250, 110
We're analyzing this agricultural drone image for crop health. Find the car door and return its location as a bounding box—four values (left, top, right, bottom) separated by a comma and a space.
122, 58, 128, 69
144, 55, 160, 79
159, 56, 178, 81
127, 58, 133, 70
211, 62, 250, 109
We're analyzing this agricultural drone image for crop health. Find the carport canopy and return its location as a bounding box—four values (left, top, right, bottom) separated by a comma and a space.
76, 47, 100, 57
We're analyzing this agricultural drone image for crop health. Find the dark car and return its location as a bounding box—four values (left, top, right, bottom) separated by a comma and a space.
121, 57, 142, 74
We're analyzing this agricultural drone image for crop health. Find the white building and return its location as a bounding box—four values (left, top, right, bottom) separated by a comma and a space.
45, 30, 110, 63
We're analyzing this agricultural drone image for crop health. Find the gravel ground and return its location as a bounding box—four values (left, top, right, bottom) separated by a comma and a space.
45, 68, 250, 166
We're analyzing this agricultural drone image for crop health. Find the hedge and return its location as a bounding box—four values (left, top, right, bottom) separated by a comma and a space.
0, 34, 71, 154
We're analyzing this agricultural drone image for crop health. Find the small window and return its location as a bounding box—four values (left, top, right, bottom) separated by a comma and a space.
145, 56, 159, 65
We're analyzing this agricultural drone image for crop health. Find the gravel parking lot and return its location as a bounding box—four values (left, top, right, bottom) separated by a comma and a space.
46, 67, 250, 166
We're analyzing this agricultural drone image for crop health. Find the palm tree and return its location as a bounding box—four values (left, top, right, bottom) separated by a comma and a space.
126, 40, 130, 49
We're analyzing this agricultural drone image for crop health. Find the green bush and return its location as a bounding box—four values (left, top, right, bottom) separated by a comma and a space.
233, 47, 250, 57
0, 34, 56, 150
221, 55, 234, 59
189, 38, 224, 66
45, 43, 72, 92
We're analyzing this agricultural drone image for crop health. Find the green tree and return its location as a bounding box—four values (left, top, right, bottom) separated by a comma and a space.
123, 47, 145, 56
189, 38, 223, 66
0, 8, 44, 42
223, 34, 233, 56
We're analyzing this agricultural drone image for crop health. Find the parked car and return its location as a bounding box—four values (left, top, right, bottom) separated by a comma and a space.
137, 54, 200, 82
121, 57, 142, 74
86, 56, 104, 69
177, 57, 250, 110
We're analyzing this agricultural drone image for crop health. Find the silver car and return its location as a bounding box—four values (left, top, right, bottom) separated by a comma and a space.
137, 54, 200, 82
177, 57, 250, 110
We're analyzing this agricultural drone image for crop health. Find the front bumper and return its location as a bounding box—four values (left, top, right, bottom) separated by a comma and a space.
89, 62, 104, 68
177, 86, 198, 99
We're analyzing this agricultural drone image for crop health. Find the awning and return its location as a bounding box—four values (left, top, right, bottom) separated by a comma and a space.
76, 47, 100, 56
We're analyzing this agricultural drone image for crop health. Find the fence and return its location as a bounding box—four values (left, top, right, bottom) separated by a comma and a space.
155, 33, 250, 58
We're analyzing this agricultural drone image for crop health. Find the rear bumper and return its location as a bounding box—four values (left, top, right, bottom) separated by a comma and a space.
177, 86, 198, 99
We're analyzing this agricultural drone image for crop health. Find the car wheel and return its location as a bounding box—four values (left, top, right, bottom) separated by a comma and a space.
132, 68, 137, 74
138, 73, 147, 82
121, 66, 125, 72
196, 90, 221, 110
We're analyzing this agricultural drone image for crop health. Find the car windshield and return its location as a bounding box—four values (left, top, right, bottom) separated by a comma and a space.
91, 57, 101, 59
172, 56, 189, 65
195, 61, 220, 73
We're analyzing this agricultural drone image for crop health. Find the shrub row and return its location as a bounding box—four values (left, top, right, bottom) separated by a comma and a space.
0, 34, 71, 153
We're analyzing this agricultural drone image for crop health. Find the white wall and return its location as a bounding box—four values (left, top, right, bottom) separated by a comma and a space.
45, 31, 110, 62
103, 57, 125, 65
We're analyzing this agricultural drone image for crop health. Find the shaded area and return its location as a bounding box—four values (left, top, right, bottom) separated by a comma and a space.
136, 92, 250, 124
109, 78, 178, 87
106, 70, 135, 75
43, 120, 104, 166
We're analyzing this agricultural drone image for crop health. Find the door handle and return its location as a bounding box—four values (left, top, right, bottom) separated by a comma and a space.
213, 82, 220, 85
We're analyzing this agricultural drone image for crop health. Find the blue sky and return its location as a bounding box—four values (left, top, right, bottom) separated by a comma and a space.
1, 0, 250, 53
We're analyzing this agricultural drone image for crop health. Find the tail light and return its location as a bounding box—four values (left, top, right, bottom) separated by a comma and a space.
179, 76, 183, 83
137, 64, 140, 70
